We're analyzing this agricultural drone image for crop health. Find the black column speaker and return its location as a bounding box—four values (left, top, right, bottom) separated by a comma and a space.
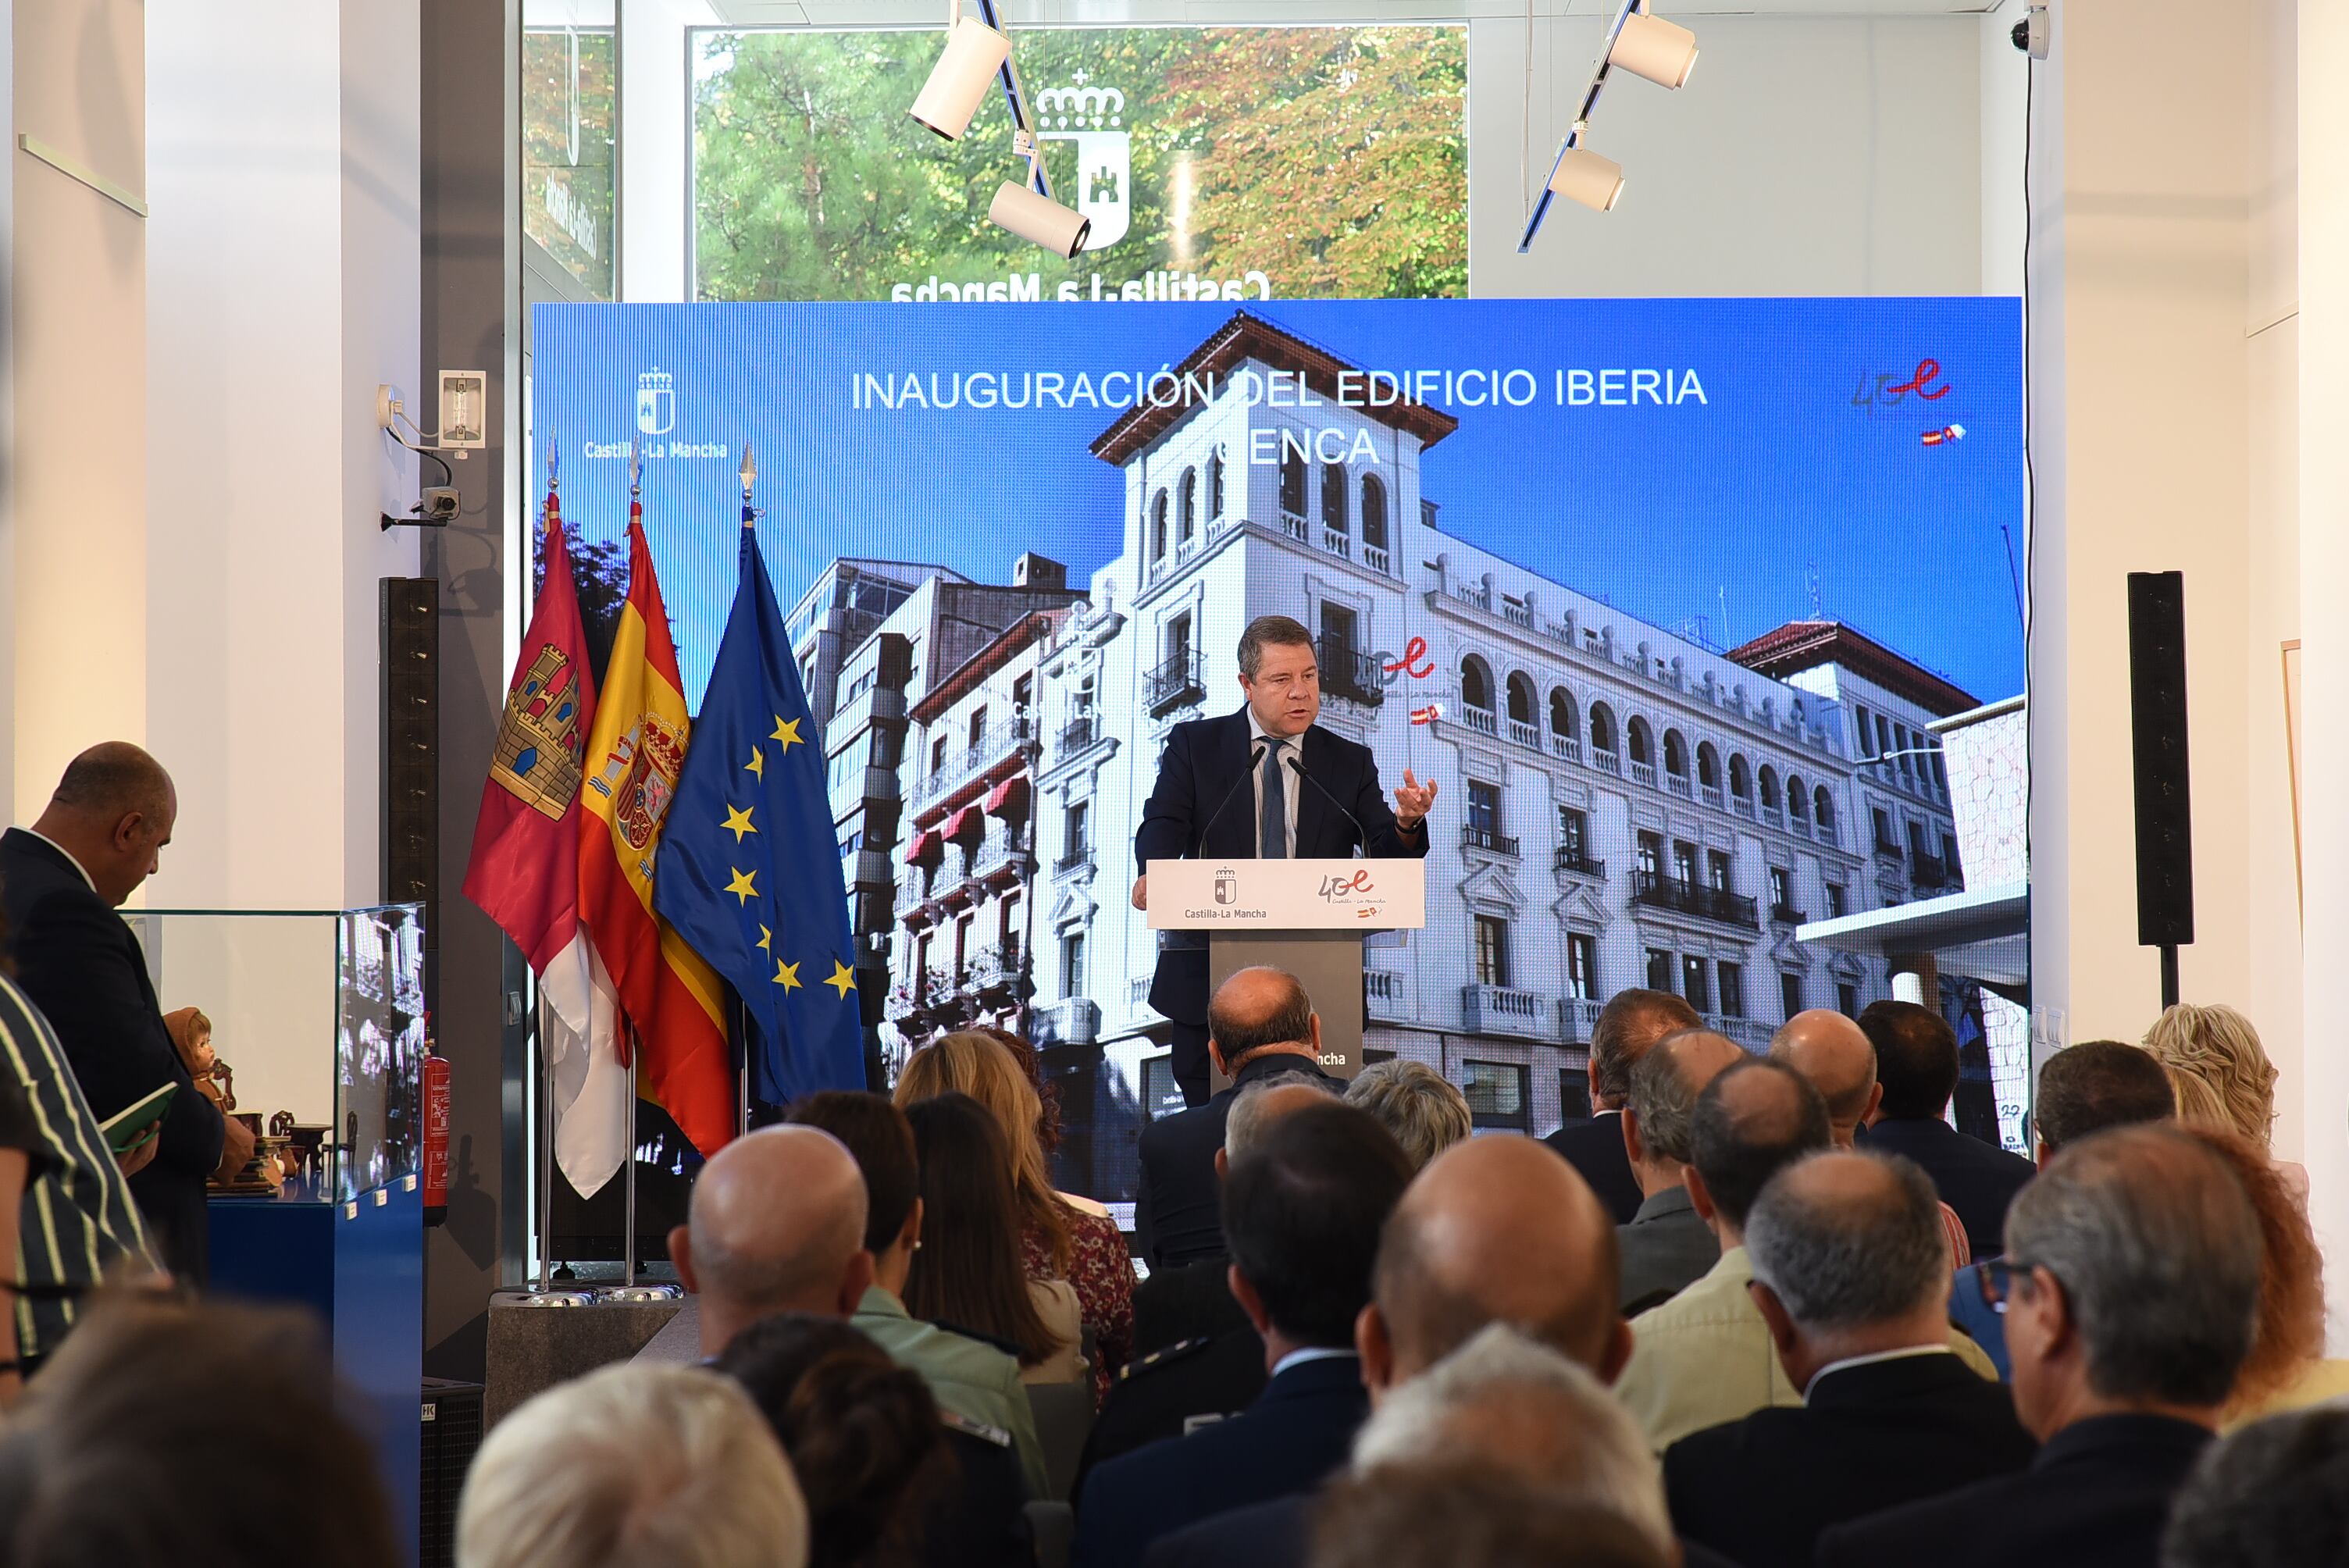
383, 577, 440, 946
2126, 571, 2194, 949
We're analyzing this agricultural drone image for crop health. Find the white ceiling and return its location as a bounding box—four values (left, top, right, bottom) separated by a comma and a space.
708, 0, 2012, 24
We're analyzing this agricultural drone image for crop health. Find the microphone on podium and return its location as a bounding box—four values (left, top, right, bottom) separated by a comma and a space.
1193, 740, 1269, 853
1287, 754, 1369, 846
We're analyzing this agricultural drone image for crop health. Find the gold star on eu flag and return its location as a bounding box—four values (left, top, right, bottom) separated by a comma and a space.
773, 959, 802, 991
756, 924, 772, 953
725, 868, 759, 904
825, 960, 857, 999
722, 804, 757, 843
771, 715, 804, 752
745, 747, 765, 781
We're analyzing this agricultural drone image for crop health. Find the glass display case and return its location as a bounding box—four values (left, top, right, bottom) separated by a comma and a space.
119, 905, 426, 1205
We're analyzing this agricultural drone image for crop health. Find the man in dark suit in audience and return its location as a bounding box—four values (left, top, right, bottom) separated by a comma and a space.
1083, 1078, 1336, 1481
1817, 1124, 2264, 1568
0, 744, 247, 1282
1073, 1100, 1412, 1568
1146, 1127, 1747, 1568
1664, 1150, 2036, 1567
1615, 1029, 1740, 1312
1542, 989, 1701, 1224
1947, 1040, 2176, 1377
1133, 966, 1336, 1271
1856, 1000, 2034, 1259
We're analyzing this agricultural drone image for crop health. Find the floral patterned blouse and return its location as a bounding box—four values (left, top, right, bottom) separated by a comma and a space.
1021, 1201, 1135, 1407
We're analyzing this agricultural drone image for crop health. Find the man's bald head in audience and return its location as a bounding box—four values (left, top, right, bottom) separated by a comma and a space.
1770, 1010, 1883, 1145
1360, 1135, 1632, 1393
669, 1125, 874, 1356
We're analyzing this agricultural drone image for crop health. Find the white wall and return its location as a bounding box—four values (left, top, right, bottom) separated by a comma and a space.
142, 0, 420, 910
6, 0, 147, 825
619, 0, 718, 303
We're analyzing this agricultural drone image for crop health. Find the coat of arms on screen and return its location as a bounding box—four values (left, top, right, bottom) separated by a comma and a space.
1037, 74, 1128, 253
606, 715, 687, 853
636, 368, 675, 436
490, 643, 586, 820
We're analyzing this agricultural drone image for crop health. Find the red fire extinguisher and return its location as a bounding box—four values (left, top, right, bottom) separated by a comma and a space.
422, 1030, 451, 1228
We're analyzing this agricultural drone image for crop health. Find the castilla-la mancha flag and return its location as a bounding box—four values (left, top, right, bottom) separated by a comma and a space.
577, 503, 737, 1159
461, 478, 629, 1198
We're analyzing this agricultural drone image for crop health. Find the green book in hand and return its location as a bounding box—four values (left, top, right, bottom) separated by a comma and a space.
101, 1082, 178, 1154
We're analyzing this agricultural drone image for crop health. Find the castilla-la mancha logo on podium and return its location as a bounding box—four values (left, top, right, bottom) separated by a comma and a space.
1036, 73, 1129, 253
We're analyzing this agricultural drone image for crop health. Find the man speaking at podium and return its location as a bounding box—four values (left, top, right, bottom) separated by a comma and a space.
1132, 615, 1435, 1107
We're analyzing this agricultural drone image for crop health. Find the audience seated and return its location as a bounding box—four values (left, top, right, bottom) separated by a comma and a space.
1073, 1100, 1413, 1568
1663, 1151, 2036, 1567
1342, 1058, 1471, 1171
462, 1361, 807, 1568
1312, 1465, 1670, 1568
1135, 967, 1338, 1271
1816, 1124, 2265, 1568
2162, 1404, 2349, 1568
1616, 1058, 1998, 1451
2141, 1003, 2306, 1198
1771, 1007, 1969, 1267
0, 1296, 400, 1568
787, 1090, 1046, 1530
1144, 1122, 1638, 1568
715, 1312, 949, 1568
1087, 1076, 1339, 1482
898, 1031, 1135, 1404
903, 1092, 1085, 1385
666, 1123, 874, 1359
1542, 988, 1702, 1224
1948, 1040, 2176, 1377
1615, 1028, 1741, 1312
1857, 1000, 2036, 1259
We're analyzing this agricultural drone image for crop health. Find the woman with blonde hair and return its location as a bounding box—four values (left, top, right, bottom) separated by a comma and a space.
2141, 1003, 2280, 1149
895, 1030, 1133, 1403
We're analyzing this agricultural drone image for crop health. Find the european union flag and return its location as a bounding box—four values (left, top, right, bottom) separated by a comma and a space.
654, 508, 864, 1107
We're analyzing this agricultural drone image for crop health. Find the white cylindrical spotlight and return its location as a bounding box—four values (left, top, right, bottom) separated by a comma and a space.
908, 17, 1012, 141
1549, 147, 1625, 212
990, 180, 1092, 257
1609, 11, 1698, 89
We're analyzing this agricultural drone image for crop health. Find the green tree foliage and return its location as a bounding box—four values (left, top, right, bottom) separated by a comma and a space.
524, 27, 616, 298
692, 27, 1465, 302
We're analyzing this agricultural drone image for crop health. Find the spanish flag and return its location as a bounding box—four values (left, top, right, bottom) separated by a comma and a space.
576, 503, 736, 1158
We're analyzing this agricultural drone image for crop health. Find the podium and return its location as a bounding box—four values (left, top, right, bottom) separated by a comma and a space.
1146, 858, 1427, 1093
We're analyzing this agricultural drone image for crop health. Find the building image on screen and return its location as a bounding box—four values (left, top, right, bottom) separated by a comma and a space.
532, 294, 2026, 1217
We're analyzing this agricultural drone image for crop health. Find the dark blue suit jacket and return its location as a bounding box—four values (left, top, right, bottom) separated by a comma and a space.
1133, 708, 1427, 1028
0, 828, 226, 1281
1542, 1110, 1643, 1224
1073, 1352, 1368, 1568
1816, 1413, 2211, 1568
1133, 1052, 1335, 1271
1143, 1484, 1745, 1568
1862, 1115, 2036, 1260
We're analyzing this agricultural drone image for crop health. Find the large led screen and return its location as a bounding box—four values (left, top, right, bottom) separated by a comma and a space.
533, 296, 2026, 1216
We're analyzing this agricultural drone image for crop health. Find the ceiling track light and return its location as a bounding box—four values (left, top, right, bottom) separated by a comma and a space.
969, 0, 1091, 257
908, 10, 1012, 143
1518, 0, 1698, 254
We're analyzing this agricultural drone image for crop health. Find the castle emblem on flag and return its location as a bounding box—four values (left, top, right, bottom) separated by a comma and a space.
490, 643, 586, 820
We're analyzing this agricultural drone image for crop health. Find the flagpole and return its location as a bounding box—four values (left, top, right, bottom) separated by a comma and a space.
740, 444, 758, 1140
622, 438, 643, 1292
539, 436, 560, 1293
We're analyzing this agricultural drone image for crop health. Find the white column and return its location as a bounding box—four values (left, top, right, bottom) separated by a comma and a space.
2297, 0, 2349, 1341
141, 0, 420, 907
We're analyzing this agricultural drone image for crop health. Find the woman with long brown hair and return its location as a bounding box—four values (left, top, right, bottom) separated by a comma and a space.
896, 1032, 1134, 1403
900, 1092, 1083, 1385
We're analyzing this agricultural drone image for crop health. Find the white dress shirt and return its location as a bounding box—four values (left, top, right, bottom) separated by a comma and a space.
1246, 711, 1306, 857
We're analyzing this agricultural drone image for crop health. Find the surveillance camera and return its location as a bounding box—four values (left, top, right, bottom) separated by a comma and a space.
2011, 5, 2048, 58
421, 487, 460, 522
